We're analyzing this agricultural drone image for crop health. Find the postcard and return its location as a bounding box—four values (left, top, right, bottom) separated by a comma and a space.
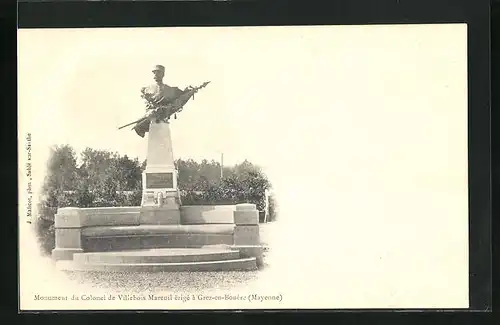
18, 25, 469, 310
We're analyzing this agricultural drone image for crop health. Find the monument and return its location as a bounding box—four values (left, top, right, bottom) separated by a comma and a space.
51, 65, 264, 272
126, 65, 209, 225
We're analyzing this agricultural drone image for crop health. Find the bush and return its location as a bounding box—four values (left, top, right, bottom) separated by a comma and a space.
179, 170, 271, 211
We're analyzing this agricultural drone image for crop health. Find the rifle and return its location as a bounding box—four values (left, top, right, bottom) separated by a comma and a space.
117, 93, 182, 130
118, 117, 149, 130
118, 81, 210, 130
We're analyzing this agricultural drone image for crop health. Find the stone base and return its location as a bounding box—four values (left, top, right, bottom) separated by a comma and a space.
57, 257, 258, 273
52, 248, 84, 261
234, 225, 260, 245
231, 245, 264, 267
139, 206, 181, 225
141, 188, 181, 209
73, 248, 241, 264
57, 247, 258, 272
51, 204, 266, 270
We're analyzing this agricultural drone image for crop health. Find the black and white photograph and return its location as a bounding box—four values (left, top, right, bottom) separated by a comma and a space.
18, 25, 470, 310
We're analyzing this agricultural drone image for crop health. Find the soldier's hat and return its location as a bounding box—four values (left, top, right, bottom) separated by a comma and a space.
152, 65, 165, 73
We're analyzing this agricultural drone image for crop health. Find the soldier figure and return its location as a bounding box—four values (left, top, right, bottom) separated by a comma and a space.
134, 65, 184, 138
119, 65, 209, 137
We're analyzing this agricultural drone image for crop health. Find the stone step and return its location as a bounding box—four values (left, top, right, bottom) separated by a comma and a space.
72, 248, 241, 264
83, 234, 235, 252
81, 225, 236, 252
56, 257, 258, 272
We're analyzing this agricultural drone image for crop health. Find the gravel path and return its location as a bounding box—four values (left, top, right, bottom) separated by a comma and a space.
65, 270, 260, 294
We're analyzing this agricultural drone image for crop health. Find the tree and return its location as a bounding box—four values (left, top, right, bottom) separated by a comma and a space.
36, 144, 79, 255
74, 148, 143, 207
35, 146, 144, 254
39, 144, 78, 207
115, 155, 142, 191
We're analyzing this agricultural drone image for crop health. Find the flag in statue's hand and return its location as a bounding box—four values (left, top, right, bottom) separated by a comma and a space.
117, 81, 211, 136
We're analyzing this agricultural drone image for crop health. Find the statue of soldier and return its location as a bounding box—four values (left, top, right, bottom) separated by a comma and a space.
119, 65, 209, 137
134, 65, 186, 138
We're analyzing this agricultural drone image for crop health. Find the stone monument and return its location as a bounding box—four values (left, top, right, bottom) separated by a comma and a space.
51, 65, 264, 272
140, 119, 181, 224
125, 65, 209, 225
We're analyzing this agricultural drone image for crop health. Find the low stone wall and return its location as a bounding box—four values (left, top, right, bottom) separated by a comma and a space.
54, 207, 142, 228
53, 205, 237, 228
52, 204, 263, 264
180, 205, 236, 224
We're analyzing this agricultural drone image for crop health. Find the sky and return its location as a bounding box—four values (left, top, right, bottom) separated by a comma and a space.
19, 25, 467, 169
18, 24, 470, 309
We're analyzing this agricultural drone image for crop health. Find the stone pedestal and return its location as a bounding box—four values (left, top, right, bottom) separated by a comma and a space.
141, 120, 181, 225
231, 203, 263, 266
52, 207, 84, 261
